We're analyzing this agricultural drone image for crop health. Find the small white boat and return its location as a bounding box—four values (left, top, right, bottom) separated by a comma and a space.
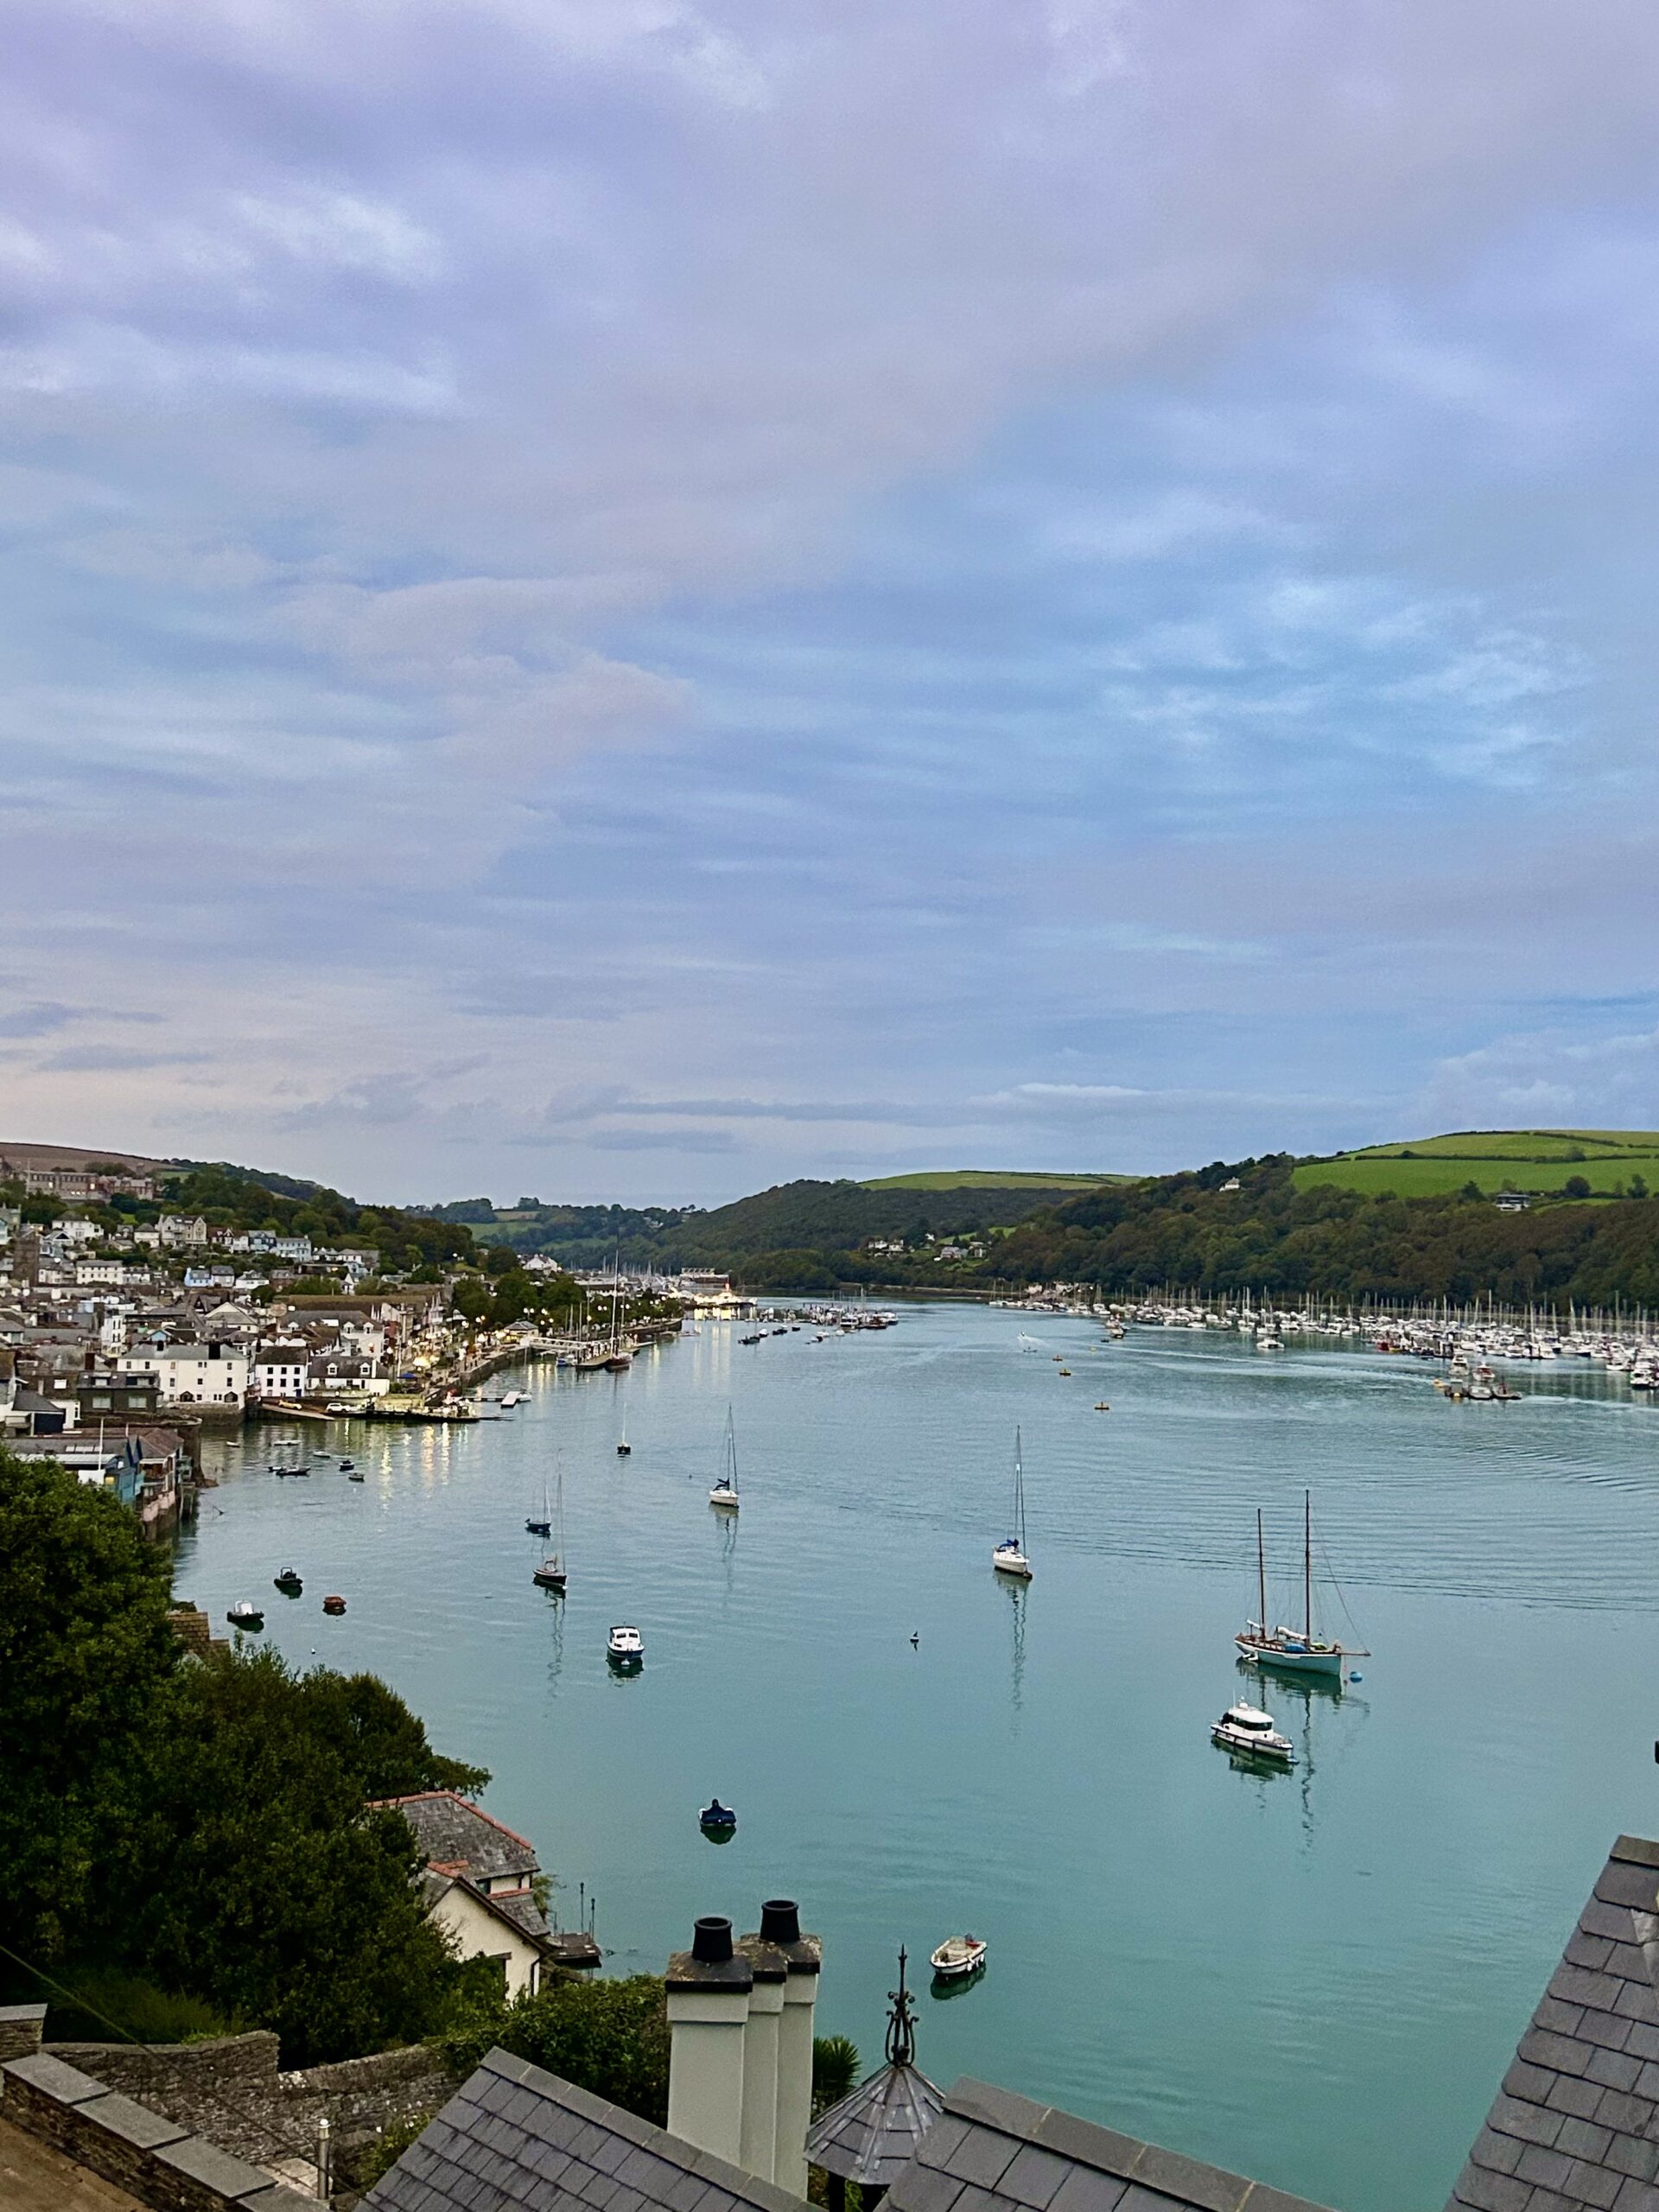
710, 1405, 741, 1510
607, 1624, 644, 1665
992, 1428, 1033, 1580
930, 1935, 988, 1980
1211, 1700, 1295, 1764
226, 1601, 264, 1628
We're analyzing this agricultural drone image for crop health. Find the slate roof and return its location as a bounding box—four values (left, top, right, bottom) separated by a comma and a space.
377, 1791, 539, 1881
806, 2059, 945, 2189
1447, 1833, 1659, 2212
362, 2047, 808, 2212
884, 2077, 1335, 2212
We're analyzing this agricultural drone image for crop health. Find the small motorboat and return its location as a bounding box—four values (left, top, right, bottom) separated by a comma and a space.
533, 1555, 567, 1592
346, 1469, 365, 1482
272, 1466, 310, 1479
338, 1459, 355, 1472
1094, 1402, 1110, 1412
698, 1799, 737, 1835
322, 1593, 346, 1616
607, 1624, 644, 1668
525, 1516, 551, 1536
273, 1568, 303, 1596
617, 1440, 632, 1457
226, 1602, 264, 1629
1057, 1367, 1071, 1376
1211, 1700, 1295, 1764
930, 1935, 988, 1980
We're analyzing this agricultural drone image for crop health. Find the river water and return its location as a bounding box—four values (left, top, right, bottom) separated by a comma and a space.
176, 1304, 1659, 2212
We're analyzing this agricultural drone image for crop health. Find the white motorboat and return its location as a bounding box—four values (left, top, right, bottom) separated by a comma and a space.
709, 1405, 741, 1510
1235, 1495, 1368, 1681
992, 1427, 1033, 1580
1211, 1700, 1295, 1763
930, 1935, 988, 1980
607, 1624, 644, 1666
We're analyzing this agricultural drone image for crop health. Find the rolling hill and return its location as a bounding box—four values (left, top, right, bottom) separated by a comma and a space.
859, 1168, 1130, 1192
1292, 1129, 1659, 1199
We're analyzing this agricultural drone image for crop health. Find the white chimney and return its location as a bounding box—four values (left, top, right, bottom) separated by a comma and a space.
736, 1937, 786, 2182
756, 1899, 820, 2196
666, 1917, 753, 2167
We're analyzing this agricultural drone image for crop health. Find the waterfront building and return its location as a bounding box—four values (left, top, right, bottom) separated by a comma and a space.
373, 1790, 562, 1999
117, 1338, 250, 1406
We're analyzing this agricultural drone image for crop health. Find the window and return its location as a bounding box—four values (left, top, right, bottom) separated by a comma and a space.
486, 1954, 510, 1990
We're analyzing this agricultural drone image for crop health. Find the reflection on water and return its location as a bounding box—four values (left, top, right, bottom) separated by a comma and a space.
180, 1305, 1659, 2212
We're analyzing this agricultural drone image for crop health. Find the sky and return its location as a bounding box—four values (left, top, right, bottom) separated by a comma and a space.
4, 1, 1659, 1205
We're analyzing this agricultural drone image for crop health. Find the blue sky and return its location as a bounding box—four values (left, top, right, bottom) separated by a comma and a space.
3, 1, 1659, 1204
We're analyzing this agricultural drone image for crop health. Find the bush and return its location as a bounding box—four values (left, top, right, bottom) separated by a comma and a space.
441, 1975, 671, 2125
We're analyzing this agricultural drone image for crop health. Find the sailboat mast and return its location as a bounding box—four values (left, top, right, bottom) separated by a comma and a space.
1304, 1489, 1312, 1642
1015, 1427, 1026, 1549
1256, 1507, 1266, 1630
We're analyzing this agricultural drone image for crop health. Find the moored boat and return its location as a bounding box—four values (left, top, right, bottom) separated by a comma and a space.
992, 1428, 1033, 1580
226, 1601, 264, 1629
607, 1624, 644, 1668
710, 1407, 741, 1510
930, 1935, 987, 1980
698, 1799, 737, 1834
273, 1568, 303, 1595
1235, 1495, 1367, 1681
321, 1593, 346, 1616
1211, 1700, 1295, 1763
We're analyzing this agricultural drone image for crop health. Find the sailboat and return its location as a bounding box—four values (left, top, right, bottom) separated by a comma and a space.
1235, 1492, 1367, 1679
992, 1428, 1033, 1580
526, 1476, 552, 1536
709, 1408, 740, 1510
533, 1461, 568, 1592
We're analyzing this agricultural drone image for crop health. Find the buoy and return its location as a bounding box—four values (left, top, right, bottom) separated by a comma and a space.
1350, 1670, 1363, 1682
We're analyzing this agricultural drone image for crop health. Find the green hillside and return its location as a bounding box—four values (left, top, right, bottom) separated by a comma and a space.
1294, 1129, 1659, 1199
860, 1169, 1128, 1192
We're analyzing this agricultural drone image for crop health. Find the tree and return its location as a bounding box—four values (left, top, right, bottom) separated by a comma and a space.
813, 2035, 861, 2114
126, 1648, 465, 2063
1563, 1176, 1592, 1200
0, 1451, 179, 1957
1630, 1175, 1649, 1201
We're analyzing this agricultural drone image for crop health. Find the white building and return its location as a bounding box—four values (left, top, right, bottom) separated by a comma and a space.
373, 1790, 557, 1999
118, 1339, 250, 1405
158, 1215, 210, 1248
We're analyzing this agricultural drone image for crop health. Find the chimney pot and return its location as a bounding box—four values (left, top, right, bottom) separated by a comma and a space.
760, 1899, 800, 1945
693, 1916, 734, 1963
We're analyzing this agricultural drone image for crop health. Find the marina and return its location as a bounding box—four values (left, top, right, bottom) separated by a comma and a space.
179, 1300, 1659, 2212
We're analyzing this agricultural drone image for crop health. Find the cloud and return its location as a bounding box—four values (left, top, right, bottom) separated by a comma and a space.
0, 1001, 78, 1039
4, 3, 1659, 1197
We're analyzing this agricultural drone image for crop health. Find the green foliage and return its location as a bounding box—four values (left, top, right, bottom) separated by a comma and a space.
154, 1160, 475, 1274
441, 1974, 671, 2126
859, 1170, 1126, 1192
982, 1159, 1659, 1309
1563, 1175, 1592, 1200
6, 1963, 236, 2045
0, 1451, 179, 1957
0, 1452, 488, 2065
813, 2034, 862, 2113
340, 2114, 431, 2194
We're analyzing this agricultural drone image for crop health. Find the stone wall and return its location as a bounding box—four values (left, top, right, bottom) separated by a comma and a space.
0, 2048, 315, 2211
45, 2030, 455, 2172
0, 2005, 46, 2063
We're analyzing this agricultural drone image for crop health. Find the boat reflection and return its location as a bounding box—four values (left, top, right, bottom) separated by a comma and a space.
1006, 1575, 1027, 1719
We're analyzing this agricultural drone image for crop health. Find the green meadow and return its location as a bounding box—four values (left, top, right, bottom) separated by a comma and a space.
1293, 1129, 1659, 1198
859, 1168, 1128, 1192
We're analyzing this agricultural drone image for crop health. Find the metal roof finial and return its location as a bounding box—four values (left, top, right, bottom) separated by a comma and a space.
885, 1946, 917, 2068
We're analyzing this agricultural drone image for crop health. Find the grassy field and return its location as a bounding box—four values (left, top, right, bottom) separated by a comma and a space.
859, 1168, 1130, 1192
1294, 1129, 1659, 1198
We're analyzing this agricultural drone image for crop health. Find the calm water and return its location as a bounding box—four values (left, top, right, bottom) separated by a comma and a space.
176, 1306, 1659, 2212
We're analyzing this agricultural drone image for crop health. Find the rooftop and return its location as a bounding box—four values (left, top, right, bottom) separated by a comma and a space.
376, 1789, 540, 1881
364, 2046, 808, 2212
1447, 1831, 1659, 2212
886, 2078, 1335, 2212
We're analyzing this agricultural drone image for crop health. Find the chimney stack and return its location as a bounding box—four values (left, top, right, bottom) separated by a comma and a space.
753, 1900, 821, 2196
665, 1918, 753, 2166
